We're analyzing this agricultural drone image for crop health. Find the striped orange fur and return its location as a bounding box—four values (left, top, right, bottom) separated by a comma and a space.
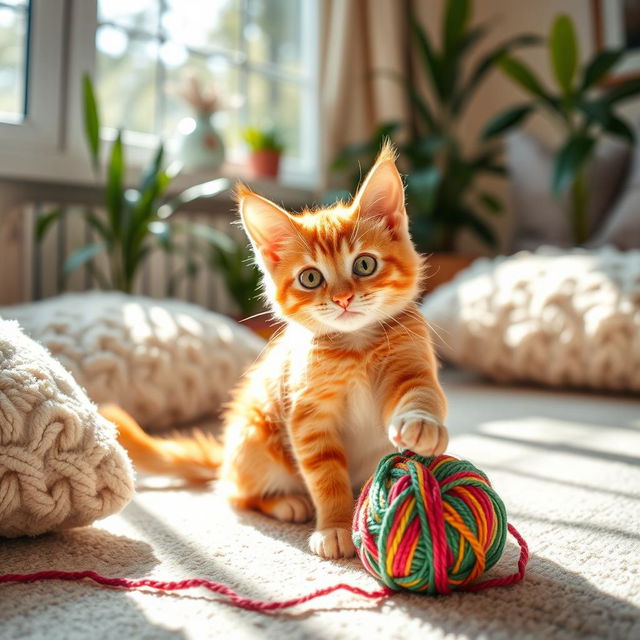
106, 143, 448, 560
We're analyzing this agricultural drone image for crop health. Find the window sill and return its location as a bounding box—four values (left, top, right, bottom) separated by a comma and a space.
0, 150, 318, 212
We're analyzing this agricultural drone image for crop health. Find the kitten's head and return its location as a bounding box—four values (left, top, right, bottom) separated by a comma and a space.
238, 143, 423, 334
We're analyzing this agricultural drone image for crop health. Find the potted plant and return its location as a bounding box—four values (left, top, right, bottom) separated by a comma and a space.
484, 14, 640, 244
243, 127, 285, 180
331, 0, 540, 291
37, 75, 231, 293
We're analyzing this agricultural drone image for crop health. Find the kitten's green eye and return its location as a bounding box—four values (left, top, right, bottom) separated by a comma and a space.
353, 254, 377, 277
298, 268, 324, 289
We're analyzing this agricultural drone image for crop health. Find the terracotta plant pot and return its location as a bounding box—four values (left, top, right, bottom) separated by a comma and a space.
247, 150, 281, 180
423, 253, 477, 294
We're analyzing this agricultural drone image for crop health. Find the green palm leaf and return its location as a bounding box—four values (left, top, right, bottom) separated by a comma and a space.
552, 136, 595, 196
35, 209, 64, 240
581, 49, 624, 90
62, 243, 107, 279
453, 34, 541, 114
499, 55, 548, 99
444, 0, 471, 54
482, 104, 534, 139
549, 15, 578, 94
106, 131, 124, 233
82, 74, 101, 172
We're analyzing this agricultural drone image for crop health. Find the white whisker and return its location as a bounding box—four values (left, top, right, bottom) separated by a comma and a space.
377, 319, 391, 352
238, 310, 274, 323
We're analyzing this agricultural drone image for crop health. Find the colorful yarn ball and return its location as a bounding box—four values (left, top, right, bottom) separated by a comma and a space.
352, 451, 510, 595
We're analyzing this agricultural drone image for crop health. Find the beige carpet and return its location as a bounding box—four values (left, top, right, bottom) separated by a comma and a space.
1, 370, 639, 639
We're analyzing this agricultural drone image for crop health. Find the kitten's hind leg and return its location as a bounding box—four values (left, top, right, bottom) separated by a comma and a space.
222, 414, 314, 523
236, 494, 314, 523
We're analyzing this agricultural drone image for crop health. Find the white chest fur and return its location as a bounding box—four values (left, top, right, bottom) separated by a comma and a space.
341, 373, 394, 491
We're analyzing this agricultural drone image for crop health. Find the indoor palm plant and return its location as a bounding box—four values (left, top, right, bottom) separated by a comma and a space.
332, 0, 540, 255
37, 74, 232, 294
484, 14, 640, 244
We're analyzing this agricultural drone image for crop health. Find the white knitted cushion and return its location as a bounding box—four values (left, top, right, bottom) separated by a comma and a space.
421, 247, 640, 392
0, 320, 134, 537
0, 293, 265, 431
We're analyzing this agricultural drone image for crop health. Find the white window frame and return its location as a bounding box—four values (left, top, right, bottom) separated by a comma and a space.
0, 0, 321, 190
0, 0, 68, 178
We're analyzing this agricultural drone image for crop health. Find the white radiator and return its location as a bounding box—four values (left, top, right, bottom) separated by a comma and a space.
15, 203, 242, 315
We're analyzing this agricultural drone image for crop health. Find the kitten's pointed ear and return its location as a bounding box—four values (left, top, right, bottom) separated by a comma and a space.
353, 143, 406, 231
237, 184, 294, 268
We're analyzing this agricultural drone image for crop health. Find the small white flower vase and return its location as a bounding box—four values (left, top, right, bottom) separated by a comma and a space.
175, 112, 225, 173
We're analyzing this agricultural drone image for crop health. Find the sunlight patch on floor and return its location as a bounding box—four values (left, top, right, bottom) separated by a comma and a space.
476, 417, 640, 458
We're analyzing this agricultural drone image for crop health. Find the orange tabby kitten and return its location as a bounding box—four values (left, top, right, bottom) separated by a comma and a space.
102, 143, 448, 559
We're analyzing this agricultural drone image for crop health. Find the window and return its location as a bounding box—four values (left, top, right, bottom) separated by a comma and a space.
95, 0, 316, 175
0, 0, 64, 178
0, 0, 319, 188
0, 0, 30, 124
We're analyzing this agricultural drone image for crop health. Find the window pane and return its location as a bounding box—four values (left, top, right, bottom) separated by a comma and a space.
96, 26, 158, 134
0, 4, 28, 123
94, 0, 312, 170
163, 0, 241, 54
246, 0, 303, 75
98, 0, 159, 35
247, 74, 301, 159
163, 53, 241, 148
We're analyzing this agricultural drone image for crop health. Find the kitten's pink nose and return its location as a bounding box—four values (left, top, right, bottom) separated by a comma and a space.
333, 292, 353, 309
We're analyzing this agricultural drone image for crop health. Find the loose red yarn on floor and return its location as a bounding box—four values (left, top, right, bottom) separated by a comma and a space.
0, 523, 528, 612
0, 570, 394, 611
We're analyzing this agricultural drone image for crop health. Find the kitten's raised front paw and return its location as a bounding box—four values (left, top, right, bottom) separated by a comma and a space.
309, 527, 355, 559
388, 410, 448, 457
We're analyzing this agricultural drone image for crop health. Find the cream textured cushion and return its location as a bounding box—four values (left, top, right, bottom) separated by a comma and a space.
1, 293, 265, 431
0, 320, 134, 537
421, 247, 640, 392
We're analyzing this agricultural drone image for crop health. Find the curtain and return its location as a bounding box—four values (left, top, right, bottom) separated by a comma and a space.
319, 0, 413, 188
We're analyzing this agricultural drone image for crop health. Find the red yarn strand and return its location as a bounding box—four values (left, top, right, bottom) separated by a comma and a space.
461, 523, 530, 593
0, 570, 394, 612
0, 523, 528, 611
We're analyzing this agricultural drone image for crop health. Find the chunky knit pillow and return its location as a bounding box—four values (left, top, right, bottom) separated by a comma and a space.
1, 293, 265, 432
0, 320, 134, 537
421, 247, 640, 393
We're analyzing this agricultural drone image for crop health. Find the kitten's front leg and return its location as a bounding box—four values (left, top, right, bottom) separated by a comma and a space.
383, 370, 448, 457
289, 401, 355, 559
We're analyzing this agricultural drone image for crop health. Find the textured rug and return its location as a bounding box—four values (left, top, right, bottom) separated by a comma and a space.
1, 370, 639, 640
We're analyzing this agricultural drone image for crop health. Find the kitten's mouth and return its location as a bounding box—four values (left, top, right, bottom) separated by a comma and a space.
337, 310, 362, 319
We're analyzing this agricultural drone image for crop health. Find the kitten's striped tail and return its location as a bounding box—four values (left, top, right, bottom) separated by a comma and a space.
99, 404, 222, 483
